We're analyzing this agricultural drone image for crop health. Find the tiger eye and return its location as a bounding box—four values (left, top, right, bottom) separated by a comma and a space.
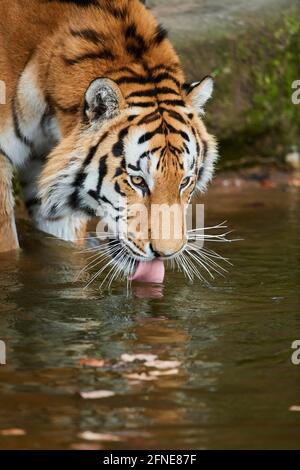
131, 176, 146, 187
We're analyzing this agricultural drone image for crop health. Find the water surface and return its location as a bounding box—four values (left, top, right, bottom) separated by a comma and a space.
0, 187, 299, 449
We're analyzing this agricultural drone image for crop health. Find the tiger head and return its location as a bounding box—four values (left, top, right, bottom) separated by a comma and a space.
39, 73, 217, 281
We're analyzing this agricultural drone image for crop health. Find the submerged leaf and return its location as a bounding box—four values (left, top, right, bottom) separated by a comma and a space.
121, 353, 158, 363
145, 359, 181, 369
289, 405, 300, 411
79, 358, 105, 367
0, 428, 26, 436
78, 431, 122, 442
148, 368, 179, 376
124, 372, 157, 381
79, 390, 115, 399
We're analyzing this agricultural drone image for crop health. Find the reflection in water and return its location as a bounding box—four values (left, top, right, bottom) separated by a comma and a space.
132, 284, 164, 299
0, 188, 299, 450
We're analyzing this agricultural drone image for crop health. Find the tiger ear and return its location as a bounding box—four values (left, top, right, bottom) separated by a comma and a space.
83, 78, 124, 125
184, 76, 214, 113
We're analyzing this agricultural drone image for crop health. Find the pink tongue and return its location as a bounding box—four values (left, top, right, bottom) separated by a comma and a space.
129, 260, 165, 284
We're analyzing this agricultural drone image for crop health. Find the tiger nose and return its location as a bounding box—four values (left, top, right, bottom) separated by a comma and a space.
150, 239, 186, 257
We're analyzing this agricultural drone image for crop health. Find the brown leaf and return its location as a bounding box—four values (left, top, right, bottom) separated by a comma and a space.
78, 431, 122, 442
121, 353, 158, 363
148, 368, 179, 376
289, 405, 300, 412
79, 390, 115, 399
0, 428, 26, 436
145, 359, 181, 369
79, 358, 105, 368
124, 372, 157, 381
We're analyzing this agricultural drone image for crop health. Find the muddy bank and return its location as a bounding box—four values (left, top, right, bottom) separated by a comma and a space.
150, 0, 300, 166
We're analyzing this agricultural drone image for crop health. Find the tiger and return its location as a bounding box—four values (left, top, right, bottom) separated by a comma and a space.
0, 0, 218, 283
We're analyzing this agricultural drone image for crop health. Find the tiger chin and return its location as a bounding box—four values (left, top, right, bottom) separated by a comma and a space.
0, 0, 218, 284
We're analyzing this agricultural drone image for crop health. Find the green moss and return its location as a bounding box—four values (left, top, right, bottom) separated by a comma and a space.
173, 6, 300, 167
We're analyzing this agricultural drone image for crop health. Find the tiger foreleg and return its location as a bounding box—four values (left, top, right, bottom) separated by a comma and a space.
0, 152, 19, 252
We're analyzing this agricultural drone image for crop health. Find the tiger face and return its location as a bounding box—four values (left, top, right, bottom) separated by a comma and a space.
39, 75, 217, 279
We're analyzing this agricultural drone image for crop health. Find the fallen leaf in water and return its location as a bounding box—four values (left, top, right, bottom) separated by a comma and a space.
79, 358, 105, 368
0, 428, 26, 436
124, 372, 157, 381
289, 178, 300, 187
289, 405, 300, 412
78, 431, 122, 442
148, 368, 179, 376
79, 390, 115, 399
121, 353, 158, 363
260, 179, 277, 188
71, 442, 103, 450
145, 359, 181, 369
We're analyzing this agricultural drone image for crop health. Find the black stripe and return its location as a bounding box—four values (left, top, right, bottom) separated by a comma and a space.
125, 23, 148, 60
128, 114, 138, 122
114, 167, 123, 178
126, 43, 147, 61
192, 127, 201, 155
63, 49, 115, 65
0, 147, 13, 165
202, 140, 208, 160
166, 109, 186, 124
128, 162, 141, 172
12, 98, 33, 148
152, 24, 168, 46
157, 99, 185, 107
153, 72, 181, 88
68, 191, 96, 216
138, 151, 150, 160
105, 3, 127, 19
137, 112, 160, 125
82, 141, 101, 170
99, 195, 119, 211
115, 76, 151, 86
127, 101, 156, 108
138, 123, 163, 144
24, 197, 41, 209
112, 140, 124, 157
165, 122, 190, 142
69, 153, 107, 216
116, 72, 181, 89
168, 144, 182, 155
70, 28, 106, 45
112, 127, 129, 157
183, 142, 190, 155
72, 142, 100, 194
126, 87, 180, 99
107, 66, 141, 77
114, 181, 126, 197
96, 155, 108, 197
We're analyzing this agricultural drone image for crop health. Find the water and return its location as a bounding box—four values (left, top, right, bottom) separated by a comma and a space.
0, 187, 299, 450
